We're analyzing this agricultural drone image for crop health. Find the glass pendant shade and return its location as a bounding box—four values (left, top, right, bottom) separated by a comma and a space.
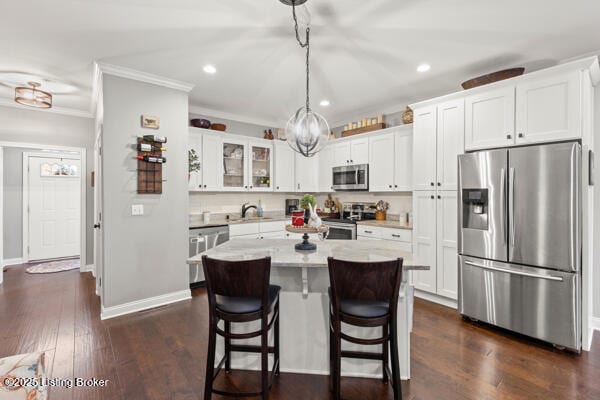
286, 107, 329, 157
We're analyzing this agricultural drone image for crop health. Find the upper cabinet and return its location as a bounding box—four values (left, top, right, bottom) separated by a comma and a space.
201, 134, 222, 191
222, 137, 248, 191
436, 99, 464, 190
188, 132, 203, 191
413, 106, 438, 190
274, 141, 295, 192
330, 137, 369, 167
465, 69, 585, 151
515, 70, 581, 144
295, 152, 319, 193
318, 145, 334, 192
465, 86, 515, 151
249, 140, 273, 192
369, 127, 412, 192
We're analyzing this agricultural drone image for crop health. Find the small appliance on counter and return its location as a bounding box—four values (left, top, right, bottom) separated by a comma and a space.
321, 202, 377, 240
286, 198, 300, 216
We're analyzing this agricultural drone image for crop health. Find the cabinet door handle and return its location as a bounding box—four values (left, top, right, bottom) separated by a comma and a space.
394, 184, 398, 188
437, 182, 441, 186
389, 184, 392, 188
276, 186, 279, 190
346, 160, 349, 163
364, 230, 373, 234
430, 195, 434, 199
391, 234, 401, 238
438, 195, 441, 199
506, 134, 512, 139
430, 182, 434, 186
204, 184, 207, 188
198, 184, 202, 188
250, 185, 253, 189
297, 183, 300, 190
518, 133, 524, 138
244, 185, 248, 189
350, 159, 353, 163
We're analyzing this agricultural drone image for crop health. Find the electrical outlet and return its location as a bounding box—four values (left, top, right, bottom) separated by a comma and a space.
132, 204, 144, 216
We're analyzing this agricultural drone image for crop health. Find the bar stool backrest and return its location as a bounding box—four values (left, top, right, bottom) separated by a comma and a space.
202, 255, 272, 311
327, 257, 404, 313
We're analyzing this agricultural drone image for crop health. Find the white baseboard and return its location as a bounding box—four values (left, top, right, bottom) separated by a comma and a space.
589, 317, 600, 350
80, 264, 95, 274
100, 289, 191, 320
414, 290, 458, 310
2, 257, 24, 267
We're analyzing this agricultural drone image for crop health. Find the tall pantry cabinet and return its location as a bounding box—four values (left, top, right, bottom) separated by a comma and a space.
411, 99, 463, 301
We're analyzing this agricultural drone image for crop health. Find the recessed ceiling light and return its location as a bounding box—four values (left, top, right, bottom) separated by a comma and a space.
319, 99, 330, 107
417, 64, 431, 73
203, 65, 217, 74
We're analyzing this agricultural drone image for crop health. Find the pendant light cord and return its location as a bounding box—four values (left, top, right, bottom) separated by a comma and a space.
292, 1, 311, 111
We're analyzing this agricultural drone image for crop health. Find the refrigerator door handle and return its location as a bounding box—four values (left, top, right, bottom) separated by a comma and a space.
509, 167, 515, 247
500, 168, 506, 244
464, 260, 564, 282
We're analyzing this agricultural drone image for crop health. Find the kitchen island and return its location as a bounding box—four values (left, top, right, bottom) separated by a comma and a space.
187, 239, 428, 380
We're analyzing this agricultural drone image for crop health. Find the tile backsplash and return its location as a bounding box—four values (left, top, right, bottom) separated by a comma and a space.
189, 192, 412, 216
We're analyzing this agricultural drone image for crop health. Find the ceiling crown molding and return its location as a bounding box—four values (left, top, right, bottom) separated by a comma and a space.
0, 97, 93, 118
96, 62, 195, 93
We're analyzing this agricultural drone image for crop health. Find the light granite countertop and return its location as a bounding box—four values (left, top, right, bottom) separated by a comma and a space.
356, 220, 413, 230
187, 239, 428, 270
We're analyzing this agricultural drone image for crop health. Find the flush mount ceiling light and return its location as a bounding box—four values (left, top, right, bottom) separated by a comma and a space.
281, 0, 329, 158
417, 63, 431, 73
203, 65, 217, 74
319, 99, 330, 107
14, 81, 52, 109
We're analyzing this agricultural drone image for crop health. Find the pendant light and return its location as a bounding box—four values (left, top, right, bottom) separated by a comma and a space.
14, 81, 52, 109
281, 0, 329, 158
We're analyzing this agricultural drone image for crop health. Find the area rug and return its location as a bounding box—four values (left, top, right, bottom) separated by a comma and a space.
26, 258, 80, 274
0, 352, 48, 399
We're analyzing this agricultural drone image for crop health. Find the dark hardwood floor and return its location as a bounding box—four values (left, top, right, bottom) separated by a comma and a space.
1, 263, 599, 400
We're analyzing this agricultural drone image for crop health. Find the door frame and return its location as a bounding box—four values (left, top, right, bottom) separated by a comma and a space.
22, 151, 83, 263
0, 141, 87, 279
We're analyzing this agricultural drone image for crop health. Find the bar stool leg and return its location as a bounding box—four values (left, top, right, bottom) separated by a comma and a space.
382, 324, 389, 383
274, 299, 280, 376
329, 321, 333, 391
261, 316, 269, 400
333, 320, 342, 400
225, 321, 231, 373
204, 315, 217, 400
389, 318, 402, 400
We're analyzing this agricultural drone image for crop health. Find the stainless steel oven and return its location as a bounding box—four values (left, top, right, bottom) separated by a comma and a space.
332, 164, 368, 191
323, 220, 356, 240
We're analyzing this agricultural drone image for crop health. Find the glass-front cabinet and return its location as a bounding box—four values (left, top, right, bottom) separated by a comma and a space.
222, 138, 248, 191
249, 141, 273, 191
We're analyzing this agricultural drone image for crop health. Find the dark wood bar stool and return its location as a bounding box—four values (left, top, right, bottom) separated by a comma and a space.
202, 255, 281, 400
327, 256, 404, 400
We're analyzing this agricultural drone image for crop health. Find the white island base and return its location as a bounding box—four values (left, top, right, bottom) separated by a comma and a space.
188, 239, 427, 381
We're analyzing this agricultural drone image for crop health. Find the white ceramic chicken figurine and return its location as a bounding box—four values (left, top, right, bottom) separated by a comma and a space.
307, 203, 322, 227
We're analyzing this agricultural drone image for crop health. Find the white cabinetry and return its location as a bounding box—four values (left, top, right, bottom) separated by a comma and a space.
515, 70, 581, 144
330, 137, 369, 167
318, 145, 333, 192
295, 153, 319, 193
201, 134, 222, 191
412, 191, 437, 293
465, 86, 515, 151
412, 106, 437, 190
436, 191, 458, 299
411, 190, 458, 300
368, 127, 413, 192
413, 99, 464, 191
356, 225, 412, 252
274, 141, 295, 192
229, 220, 286, 240
188, 132, 203, 191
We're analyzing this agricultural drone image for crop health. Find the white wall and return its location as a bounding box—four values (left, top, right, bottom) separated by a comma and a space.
101, 74, 189, 309
0, 106, 94, 265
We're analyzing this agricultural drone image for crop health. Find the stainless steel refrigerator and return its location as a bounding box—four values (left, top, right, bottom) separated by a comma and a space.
458, 141, 581, 351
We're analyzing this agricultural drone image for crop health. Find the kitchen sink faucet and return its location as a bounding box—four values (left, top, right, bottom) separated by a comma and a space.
241, 202, 257, 218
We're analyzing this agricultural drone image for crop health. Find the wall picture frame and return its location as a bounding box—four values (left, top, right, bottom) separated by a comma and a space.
141, 115, 160, 129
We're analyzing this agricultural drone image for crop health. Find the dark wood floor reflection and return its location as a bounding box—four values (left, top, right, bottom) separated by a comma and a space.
1, 263, 599, 399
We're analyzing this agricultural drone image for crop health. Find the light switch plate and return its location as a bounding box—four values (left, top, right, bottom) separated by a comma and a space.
132, 204, 144, 216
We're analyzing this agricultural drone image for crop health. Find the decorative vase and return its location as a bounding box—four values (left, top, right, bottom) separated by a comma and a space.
375, 211, 386, 221
402, 106, 413, 124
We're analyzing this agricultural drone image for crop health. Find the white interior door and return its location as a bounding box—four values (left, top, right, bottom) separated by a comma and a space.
27, 155, 81, 261
0, 146, 3, 284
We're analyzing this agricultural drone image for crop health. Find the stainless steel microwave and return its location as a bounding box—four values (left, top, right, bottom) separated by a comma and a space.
332, 164, 369, 191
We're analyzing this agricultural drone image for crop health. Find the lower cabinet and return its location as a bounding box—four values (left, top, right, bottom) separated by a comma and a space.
412, 190, 458, 300
229, 221, 287, 240
356, 225, 412, 252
